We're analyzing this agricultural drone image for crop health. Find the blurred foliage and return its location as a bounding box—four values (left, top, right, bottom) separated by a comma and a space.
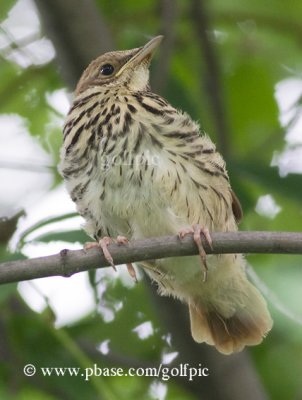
1, 0, 302, 399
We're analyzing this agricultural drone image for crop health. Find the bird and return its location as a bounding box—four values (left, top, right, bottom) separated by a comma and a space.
60, 35, 273, 354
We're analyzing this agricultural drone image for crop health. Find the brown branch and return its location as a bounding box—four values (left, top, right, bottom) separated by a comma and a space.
152, 0, 179, 93
0, 210, 25, 245
214, 11, 302, 44
1, 231, 301, 285
191, 0, 230, 159
34, 0, 114, 88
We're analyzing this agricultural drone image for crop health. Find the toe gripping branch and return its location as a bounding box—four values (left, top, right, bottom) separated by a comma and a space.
84, 236, 138, 282
179, 224, 213, 282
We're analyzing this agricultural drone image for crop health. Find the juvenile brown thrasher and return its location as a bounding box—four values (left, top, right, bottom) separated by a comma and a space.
60, 36, 273, 354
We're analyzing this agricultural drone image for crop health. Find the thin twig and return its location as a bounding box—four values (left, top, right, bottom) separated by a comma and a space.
0, 231, 301, 285
34, 0, 114, 87
191, 0, 230, 159
152, 0, 178, 93
0, 161, 52, 173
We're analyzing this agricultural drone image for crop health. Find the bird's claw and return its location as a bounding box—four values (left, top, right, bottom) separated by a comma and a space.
84, 236, 137, 281
178, 224, 213, 282
84, 237, 116, 270
126, 263, 138, 283
99, 237, 116, 271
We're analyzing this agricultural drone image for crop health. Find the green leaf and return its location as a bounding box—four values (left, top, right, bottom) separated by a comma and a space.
225, 61, 280, 157
0, 0, 17, 22
32, 229, 89, 244
230, 160, 302, 205
18, 213, 78, 246
0, 282, 17, 303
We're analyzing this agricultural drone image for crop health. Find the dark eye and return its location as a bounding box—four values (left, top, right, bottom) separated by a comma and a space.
100, 64, 114, 76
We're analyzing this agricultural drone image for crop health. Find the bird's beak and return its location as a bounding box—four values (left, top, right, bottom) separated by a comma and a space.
116, 35, 163, 77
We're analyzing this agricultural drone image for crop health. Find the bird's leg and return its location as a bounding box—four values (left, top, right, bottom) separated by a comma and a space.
84, 236, 137, 282
178, 224, 213, 282
84, 237, 116, 270
116, 236, 138, 283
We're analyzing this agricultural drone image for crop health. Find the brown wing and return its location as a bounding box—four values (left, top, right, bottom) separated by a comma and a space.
231, 190, 243, 223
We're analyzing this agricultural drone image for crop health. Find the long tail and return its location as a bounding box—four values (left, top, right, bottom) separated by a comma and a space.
188, 256, 273, 355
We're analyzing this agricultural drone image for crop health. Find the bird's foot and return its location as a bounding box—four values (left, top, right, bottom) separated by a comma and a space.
84, 236, 137, 282
84, 237, 116, 270
116, 236, 138, 283
178, 224, 213, 282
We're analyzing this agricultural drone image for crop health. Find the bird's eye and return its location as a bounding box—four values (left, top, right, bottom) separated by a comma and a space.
100, 64, 114, 76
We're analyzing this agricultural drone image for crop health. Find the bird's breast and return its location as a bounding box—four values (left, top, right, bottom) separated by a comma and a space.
99, 144, 185, 238
61, 90, 236, 240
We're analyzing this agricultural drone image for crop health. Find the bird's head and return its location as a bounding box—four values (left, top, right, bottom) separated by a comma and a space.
75, 36, 163, 95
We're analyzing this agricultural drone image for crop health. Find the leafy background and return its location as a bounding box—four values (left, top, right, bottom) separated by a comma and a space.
0, 0, 302, 399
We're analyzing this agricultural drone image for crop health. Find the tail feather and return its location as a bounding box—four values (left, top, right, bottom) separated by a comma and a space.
189, 280, 273, 355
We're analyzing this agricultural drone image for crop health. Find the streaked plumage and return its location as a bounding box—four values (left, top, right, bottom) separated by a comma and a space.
60, 36, 272, 354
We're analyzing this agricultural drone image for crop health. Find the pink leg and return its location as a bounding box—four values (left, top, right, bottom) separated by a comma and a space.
116, 236, 138, 283
84, 237, 116, 270
84, 242, 100, 250
178, 224, 213, 282
85, 235, 137, 281
126, 263, 138, 283
116, 235, 129, 245
98, 237, 116, 271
